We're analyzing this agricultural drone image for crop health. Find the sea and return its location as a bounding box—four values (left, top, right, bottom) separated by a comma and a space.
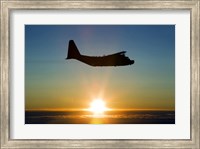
25, 110, 175, 124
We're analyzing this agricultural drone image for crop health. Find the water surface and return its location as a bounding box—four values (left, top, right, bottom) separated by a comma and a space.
25, 110, 175, 124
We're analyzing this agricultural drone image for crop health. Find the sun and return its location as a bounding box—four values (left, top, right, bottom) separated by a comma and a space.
88, 98, 108, 115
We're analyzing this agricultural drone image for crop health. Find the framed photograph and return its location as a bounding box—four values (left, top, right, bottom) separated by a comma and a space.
1, 0, 199, 148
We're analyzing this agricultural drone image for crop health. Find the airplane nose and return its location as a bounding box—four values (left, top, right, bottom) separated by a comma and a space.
131, 60, 135, 64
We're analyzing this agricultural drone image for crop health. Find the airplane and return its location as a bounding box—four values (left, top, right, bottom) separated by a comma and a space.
66, 40, 134, 66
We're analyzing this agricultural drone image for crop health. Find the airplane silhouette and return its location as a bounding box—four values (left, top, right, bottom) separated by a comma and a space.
66, 40, 134, 66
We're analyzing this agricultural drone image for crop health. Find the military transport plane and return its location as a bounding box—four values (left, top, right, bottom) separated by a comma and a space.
66, 40, 134, 66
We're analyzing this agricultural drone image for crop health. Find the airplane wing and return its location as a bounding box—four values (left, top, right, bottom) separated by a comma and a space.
108, 51, 126, 56
115, 51, 126, 55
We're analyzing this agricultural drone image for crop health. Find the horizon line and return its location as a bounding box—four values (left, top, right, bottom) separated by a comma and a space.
25, 108, 175, 112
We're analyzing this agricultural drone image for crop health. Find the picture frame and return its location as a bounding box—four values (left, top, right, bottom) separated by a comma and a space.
1, 0, 199, 148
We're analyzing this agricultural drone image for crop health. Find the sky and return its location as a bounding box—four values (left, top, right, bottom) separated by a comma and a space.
25, 25, 175, 111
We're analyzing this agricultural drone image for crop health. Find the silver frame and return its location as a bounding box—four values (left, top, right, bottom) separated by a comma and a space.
1, 0, 199, 148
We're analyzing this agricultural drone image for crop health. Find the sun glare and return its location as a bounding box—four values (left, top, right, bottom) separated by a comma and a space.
89, 98, 108, 115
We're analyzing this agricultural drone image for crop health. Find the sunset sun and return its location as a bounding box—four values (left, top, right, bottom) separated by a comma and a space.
89, 98, 108, 115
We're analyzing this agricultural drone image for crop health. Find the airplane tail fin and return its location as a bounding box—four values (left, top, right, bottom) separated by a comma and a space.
66, 40, 81, 59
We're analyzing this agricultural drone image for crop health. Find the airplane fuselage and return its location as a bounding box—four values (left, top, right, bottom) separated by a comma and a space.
72, 54, 134, 66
